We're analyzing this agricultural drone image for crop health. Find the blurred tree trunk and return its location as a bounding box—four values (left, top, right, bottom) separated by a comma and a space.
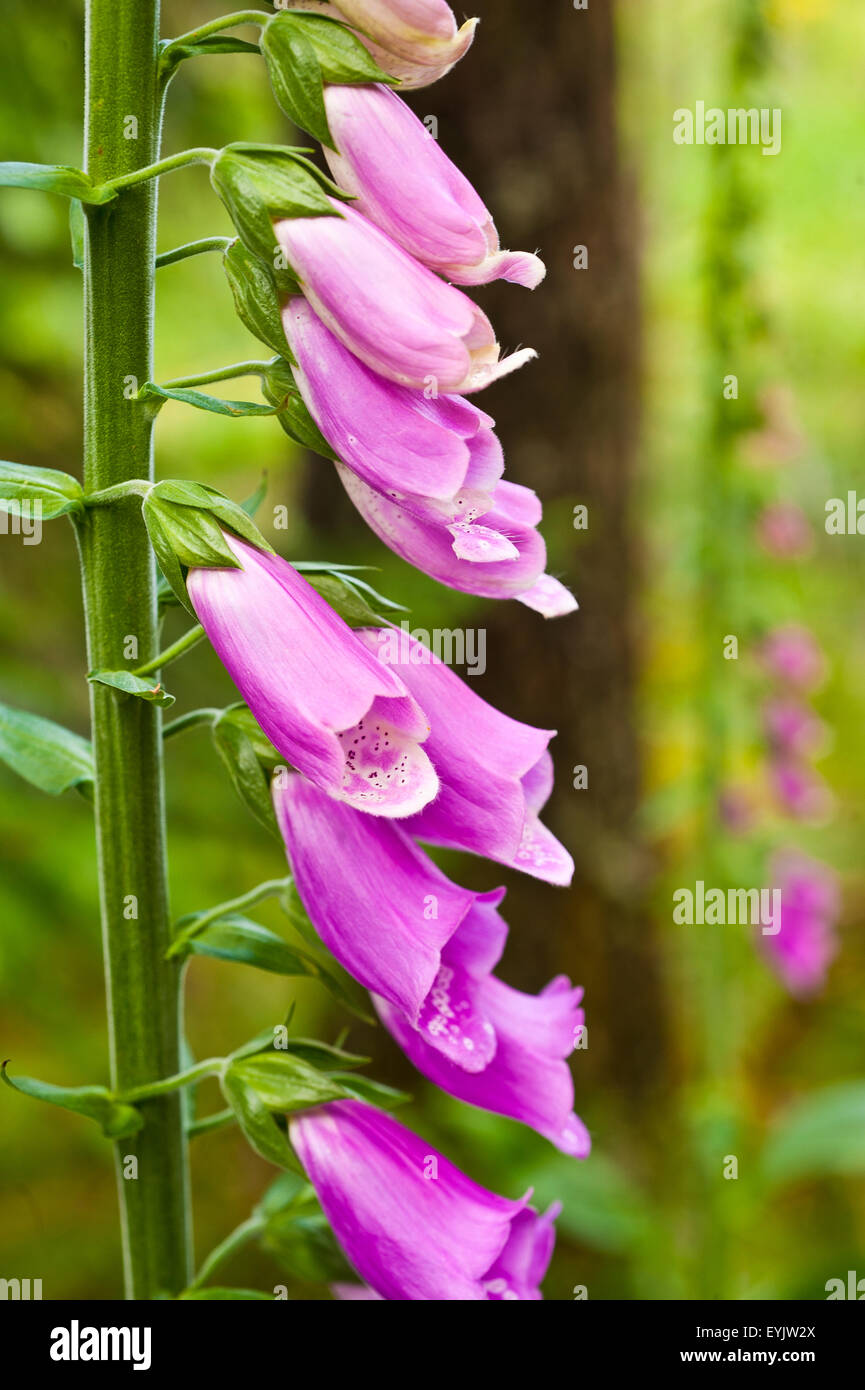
427, 0, 667, 1108
304, 1, 668, 1108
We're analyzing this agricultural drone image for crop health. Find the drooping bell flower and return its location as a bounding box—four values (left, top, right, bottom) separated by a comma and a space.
357, 628, 575, 885
187, 533, 437, 817
330, 1203, 560, 1301
289, 1099, 556, 1300
761, 850, 840, 996
293, 0, 477, 87
322, 84, 545, 289
273, 769, 503, 1034
375, 903, 591, 1156
761, 625, 826, 691
338, 466, 578, 615
283, 297, 503, 522
275, 202, 536, 393
756, 502, 813, 560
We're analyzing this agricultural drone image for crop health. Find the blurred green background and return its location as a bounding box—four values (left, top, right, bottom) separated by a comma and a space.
1, 0, 864, 1300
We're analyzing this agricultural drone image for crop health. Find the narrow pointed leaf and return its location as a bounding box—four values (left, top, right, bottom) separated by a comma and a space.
1, 1064, 142, 1140
0, 161, 116, 204
0, 701, 93, 797
88, 669, 175, 707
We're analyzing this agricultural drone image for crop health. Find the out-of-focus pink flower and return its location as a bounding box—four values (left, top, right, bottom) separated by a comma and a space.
718, 785, 757, 836
769, 758, 834, 823
275, 203, 536, 393
757, 502, 813, 559
763, 698, 827, 759
762, 850, 840, 996
760, 625, 827, 692
322, 84, 545, 288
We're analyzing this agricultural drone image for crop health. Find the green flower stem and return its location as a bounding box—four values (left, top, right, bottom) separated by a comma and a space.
161, 360, 274, 389
187, 1214, 266, 1292
76, 0, 192, 1300
163, 11, 270, 55
120, 1058, 224, 1104
167, 877, 292, 959
101, 147, 218, 196
156, 236, 233, 269
188, 1107, 236, 1140
134, 625, 205, 677
162, 708, 222, 741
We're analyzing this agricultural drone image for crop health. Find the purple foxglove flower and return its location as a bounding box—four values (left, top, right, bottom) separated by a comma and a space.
763, 698, 827, 758
292, 1, 477, 87
283, 296, 503, 522
187, 534, 437, 817
757, 502, 813, 559
761, 625, 826, 691
273, 769, 504, 1030
762, 851, 840, 996
375, 904, 590, 1156
769, 757, 834, 823
289, 1099, 556, 1299
358, 627, 575, 884
331, 1204, 560, 1301
338, 464, 578, 614
322, 84, 545, 289
275, 202, 536, 393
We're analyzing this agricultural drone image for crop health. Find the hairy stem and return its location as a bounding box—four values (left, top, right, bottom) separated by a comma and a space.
77, 0, 192, 1299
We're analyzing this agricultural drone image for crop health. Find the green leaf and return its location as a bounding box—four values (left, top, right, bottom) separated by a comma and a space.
220, 1068, 302, 1172
262, 359, 338, 459
263, 1209, 353, 1284
219, 704, 282, 768
139, 381, 281, 418
178, 1287, 273, 1301
260, 18, 333, 148
0, 459, 84, 520
241, 473, 269, 519
211, 145, 341, 265
762, 1082, 865, 1185
212, 710, 279, 836
279, 12, 399, 87
1, 1064, 142, 1140
0, 700, 93, 797
160, 33, 261, 80
228, 1053, 350, 1112
185, 915, 317, 976
329, 1073, 410, 1109
88, 669, 175, 707
275, 1039, 370, 1072
0, 161, 116, 204
223, 239, 293, 354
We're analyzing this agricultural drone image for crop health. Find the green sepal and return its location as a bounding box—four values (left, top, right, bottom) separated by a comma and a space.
228, 1052, 354, 1112
139, 381, 281, 419
271, 12, 399, 88
142, 478, 272, 612
260, 17, 332, 148
0, 459, 84, 520
220, 1067, 303, 1173
0, 161, 116, 204
212, 707, 280, 836
223, 239, 293, 354
87, 669, 176, 707
1, 1063, 143, 1140
0, 700, 93, 798
293, 563, 407, 626
262, 358, 338, 460
211, 144, 342, 267
181, 914, 319, 976
159, 33, 261, 81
